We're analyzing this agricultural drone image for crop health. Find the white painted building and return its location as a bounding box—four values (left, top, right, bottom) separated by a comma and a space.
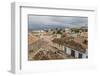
56, 34, 61, 38
53, 43, 88, 58
65, 47, 88, 58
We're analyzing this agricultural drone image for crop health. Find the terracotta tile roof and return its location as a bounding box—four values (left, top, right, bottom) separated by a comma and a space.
52, 37, 87, 53
28, 33, 39, 45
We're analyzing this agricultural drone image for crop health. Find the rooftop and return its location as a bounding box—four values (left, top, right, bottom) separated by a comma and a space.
52, 37, 87, 53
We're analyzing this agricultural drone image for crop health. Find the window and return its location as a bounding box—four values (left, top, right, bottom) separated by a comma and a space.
71, 50, 75, 57
78, 53, 82, 58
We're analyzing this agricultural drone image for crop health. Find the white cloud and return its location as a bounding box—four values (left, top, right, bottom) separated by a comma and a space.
28, 15, 88, 30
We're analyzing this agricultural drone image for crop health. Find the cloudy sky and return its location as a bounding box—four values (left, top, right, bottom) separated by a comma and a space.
28, 15, 88, 30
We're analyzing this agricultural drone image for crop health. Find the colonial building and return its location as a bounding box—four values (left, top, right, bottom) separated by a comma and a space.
52, 38, 88, 58
65, 47, 88, 58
